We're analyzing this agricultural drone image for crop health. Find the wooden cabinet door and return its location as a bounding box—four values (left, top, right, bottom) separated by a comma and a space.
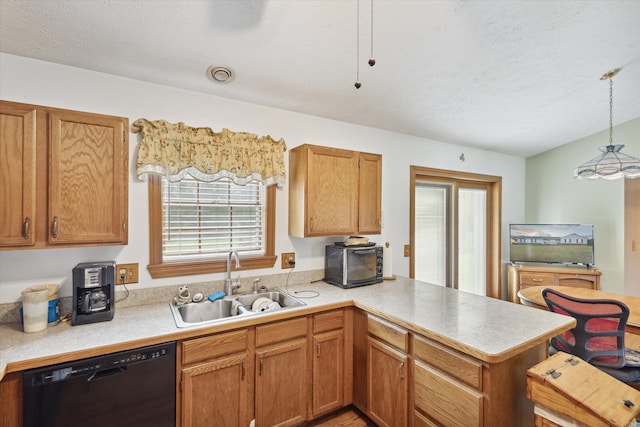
358, 152, 382, 234
306, 145, 358, 236
255, 339, 307, 427
181, 353, 248, 427
0, 104, 36, 247
48, 110, 127, 244
367, 337, 408, 427
312, 329, 344, 417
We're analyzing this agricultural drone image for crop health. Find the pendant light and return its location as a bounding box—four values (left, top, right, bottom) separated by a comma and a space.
574, 69, 640, 180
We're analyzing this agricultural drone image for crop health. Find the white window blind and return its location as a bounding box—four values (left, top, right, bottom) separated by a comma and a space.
162, 175, 266, 261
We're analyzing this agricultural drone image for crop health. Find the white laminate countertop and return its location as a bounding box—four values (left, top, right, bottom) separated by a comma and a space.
0, 277, 574, 379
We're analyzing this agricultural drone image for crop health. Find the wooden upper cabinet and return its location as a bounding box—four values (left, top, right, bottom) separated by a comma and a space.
0, 100, 128, 249
358, 152, 382, 235
289, 144, 381, 237
0, 103, 37, 247
48, 110, 127, 244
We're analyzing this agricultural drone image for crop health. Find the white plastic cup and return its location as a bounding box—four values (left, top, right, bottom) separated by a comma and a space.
21, 288, 49, 333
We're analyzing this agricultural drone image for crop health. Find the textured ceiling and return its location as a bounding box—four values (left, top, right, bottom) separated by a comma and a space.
1, 0, 639, 157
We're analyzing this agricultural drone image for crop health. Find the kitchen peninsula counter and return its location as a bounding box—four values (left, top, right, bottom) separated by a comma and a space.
0, 276, 574, 379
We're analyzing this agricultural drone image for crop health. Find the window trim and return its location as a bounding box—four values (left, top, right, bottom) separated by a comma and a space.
409, 166, 502, 299
147, 175, 277, 279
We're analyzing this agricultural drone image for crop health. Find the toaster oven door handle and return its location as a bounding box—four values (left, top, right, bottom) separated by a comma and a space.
353, 248, 376, 255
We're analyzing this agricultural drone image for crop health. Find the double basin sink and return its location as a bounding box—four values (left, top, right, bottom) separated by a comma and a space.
170, 290, 306, 328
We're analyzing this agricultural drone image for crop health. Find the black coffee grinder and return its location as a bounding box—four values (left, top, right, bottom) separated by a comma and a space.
72, 261, 115, 325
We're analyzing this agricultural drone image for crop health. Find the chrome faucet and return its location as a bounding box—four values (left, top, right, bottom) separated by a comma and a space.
225, 250, 241, 296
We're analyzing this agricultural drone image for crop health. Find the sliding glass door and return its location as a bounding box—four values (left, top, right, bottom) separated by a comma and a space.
410, 167, 501, 298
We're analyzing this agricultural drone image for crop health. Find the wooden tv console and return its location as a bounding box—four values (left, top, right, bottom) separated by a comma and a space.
507, 263, 601, 304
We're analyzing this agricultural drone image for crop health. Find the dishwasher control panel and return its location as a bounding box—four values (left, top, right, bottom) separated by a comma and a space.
24, 342, 173, 386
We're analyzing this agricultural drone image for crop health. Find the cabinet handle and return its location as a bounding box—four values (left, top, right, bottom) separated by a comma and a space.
532, 278, 543, 283
242, 360, 246, 381
399, 361, 405, 380
23, 217, 31, 240
259, 358, 263, 376
310, 217, 314, 232
51, 216, 58, 238
317, 343, 321, 358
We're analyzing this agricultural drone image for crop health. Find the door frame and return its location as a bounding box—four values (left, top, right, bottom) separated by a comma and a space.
410, 166, 502, 299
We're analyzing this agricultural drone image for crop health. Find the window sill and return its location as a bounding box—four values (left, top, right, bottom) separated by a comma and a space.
148, 255, 278, 279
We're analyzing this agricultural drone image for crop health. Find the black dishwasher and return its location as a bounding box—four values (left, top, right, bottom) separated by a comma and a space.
23, 341, 176, 427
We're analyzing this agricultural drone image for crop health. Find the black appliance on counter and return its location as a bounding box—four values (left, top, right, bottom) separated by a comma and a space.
72, 261, 115, 325
324, 244, 383, 288
23, 342, 176, 427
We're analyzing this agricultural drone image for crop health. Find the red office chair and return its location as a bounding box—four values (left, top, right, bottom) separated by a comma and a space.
542, 288, 640, 383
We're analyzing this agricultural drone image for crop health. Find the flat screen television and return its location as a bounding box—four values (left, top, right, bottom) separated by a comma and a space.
509, 224, 594, 266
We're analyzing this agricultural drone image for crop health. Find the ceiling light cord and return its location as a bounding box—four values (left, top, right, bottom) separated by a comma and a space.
369, 0, 375, 67
355, 0, 361, 89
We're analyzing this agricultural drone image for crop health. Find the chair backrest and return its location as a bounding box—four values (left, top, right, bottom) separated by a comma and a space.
542, 288, 629, 368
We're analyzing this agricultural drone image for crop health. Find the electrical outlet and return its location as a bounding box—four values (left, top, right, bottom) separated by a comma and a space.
115, 263, 139, 285
281, 252, 296, 269
403, 245, 410, 257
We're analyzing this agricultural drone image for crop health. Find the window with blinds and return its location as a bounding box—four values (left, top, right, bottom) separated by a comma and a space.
162, 175, 266, 261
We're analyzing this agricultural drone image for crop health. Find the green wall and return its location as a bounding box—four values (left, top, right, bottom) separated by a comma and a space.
525, 117, 640, 293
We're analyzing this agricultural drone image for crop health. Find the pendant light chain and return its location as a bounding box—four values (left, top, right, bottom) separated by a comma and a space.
608, 76, 613, 146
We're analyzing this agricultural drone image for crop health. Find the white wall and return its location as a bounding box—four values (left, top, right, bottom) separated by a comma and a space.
0, 54, 526, 302
525, 117, 640, 294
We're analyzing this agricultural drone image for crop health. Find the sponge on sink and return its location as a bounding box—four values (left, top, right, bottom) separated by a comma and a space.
208, 291, 226, 302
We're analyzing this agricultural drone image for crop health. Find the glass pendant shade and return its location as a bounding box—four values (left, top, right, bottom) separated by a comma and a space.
574, 144, 640, 180
574, 68, 640, 180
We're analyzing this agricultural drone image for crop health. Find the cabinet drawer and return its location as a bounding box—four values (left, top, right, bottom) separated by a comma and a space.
414, 410, 439, 427
313, 309, 344, 333
413, 335, 482, 390
256, 316, 307, 347
367, 314, 408, 352
557, 274, 597, 289
182, 329, 248, 365
414, 360, 483, 427
520, 272, 555, 286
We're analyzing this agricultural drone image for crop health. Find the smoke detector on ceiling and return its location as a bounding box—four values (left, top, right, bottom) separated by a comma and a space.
207, 66, 235, 84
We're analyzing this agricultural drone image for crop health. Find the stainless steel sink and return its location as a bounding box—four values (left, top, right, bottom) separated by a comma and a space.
170, 290, 306, 328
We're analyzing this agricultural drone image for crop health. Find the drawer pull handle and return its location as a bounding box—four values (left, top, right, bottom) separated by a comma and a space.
23, 216, 31, 240
52, 216, 58, 238
532, 278, 543, 282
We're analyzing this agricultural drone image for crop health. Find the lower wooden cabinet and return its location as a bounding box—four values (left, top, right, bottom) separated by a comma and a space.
367, 337, 408, 427
414, 360, 483, 426
255, 317, 308, 427
413, 334, 483, 426
507, 263, 601, 303
181, 353, 248, 426
312, 310, 346, 417
179, 329, 250, 427
352, 313, 410, 427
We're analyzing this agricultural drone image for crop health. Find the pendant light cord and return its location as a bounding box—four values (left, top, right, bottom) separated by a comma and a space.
369, 0, 375, 66
355, 0, 361, 89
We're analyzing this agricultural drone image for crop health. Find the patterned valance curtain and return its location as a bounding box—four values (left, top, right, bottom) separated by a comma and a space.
132, 119, 287, 186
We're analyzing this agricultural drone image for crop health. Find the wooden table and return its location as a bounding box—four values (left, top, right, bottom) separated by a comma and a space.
518, 285, 640, 346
